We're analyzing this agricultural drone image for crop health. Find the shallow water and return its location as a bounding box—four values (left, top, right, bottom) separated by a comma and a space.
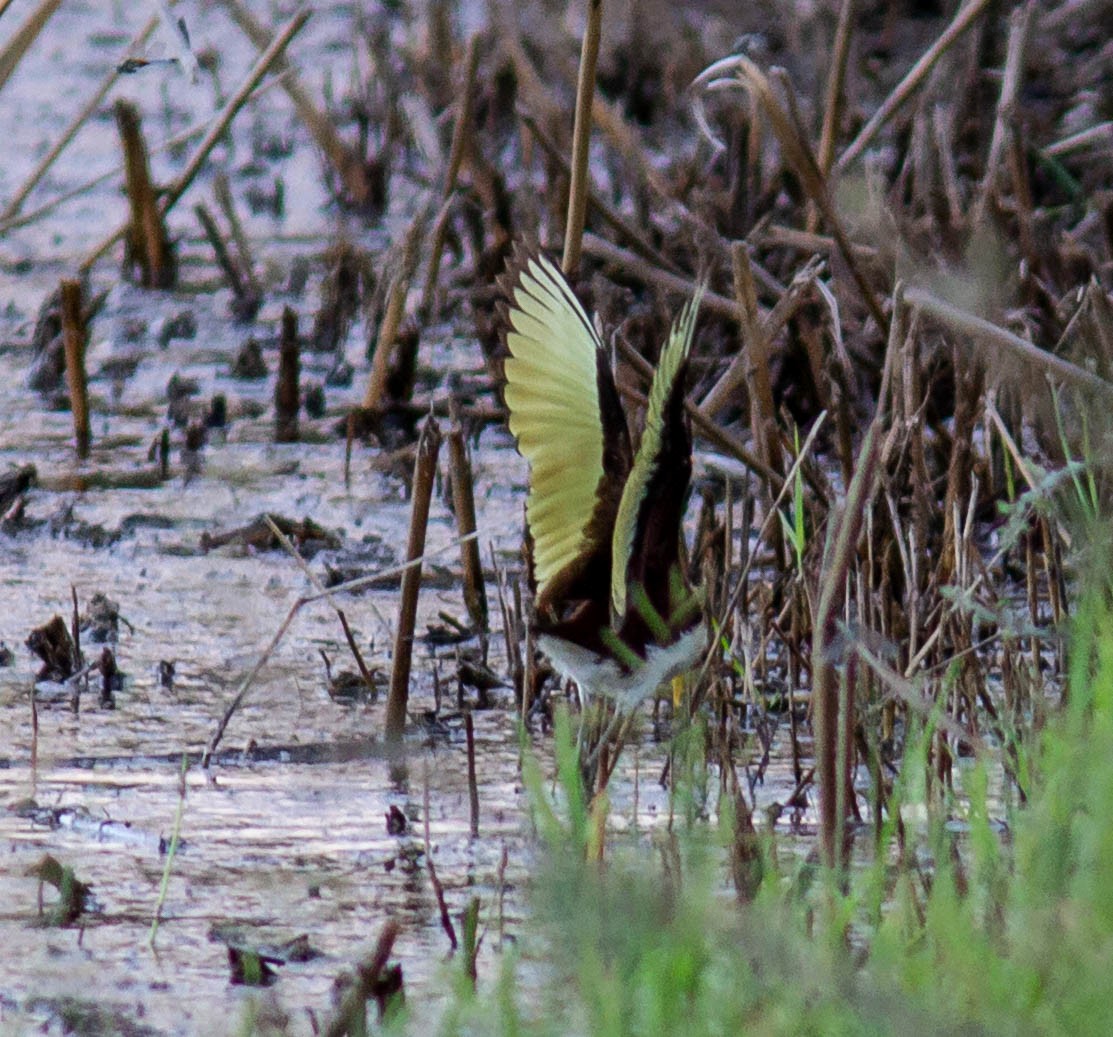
0, 3, 813, 1033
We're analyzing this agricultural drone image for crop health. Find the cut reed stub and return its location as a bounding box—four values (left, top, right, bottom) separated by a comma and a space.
59, 279, 90, 461
115, 100, 176, 289
275, 307, 300, 443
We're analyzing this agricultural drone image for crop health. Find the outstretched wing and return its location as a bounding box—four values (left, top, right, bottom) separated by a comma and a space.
502, 252, 626, 602
610, 284, 704, 620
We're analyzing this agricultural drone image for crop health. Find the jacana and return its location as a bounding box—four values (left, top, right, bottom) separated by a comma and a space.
501, 250, 706, 707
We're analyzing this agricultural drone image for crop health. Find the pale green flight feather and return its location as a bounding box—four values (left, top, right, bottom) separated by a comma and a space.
503, 254, 605, 598
610, 284, 704, 621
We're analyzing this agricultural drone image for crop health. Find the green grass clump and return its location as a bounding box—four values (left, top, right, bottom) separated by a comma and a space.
430, 589, 1113, 1037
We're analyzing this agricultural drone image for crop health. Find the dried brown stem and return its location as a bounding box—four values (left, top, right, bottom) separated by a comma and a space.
424, 761, 458, 950
465, 711, 480, 838
562, 0, 604, 276
972, 1, 1034, 227
60, 280, 90, 461
422, 33, 481, 314
448, 421, 488, 633
195, 203, 247, 299
364, 275, 408, 411
0, 0, 61, 92
386, 417, 443, 741
320, 919, 402, 1037
275, 307, 300, 443
117, 100, 175, 289
1, 16, 157, 222
837, 0, 994, 173
905, 286, 1113, 402
817, 0, 855, 179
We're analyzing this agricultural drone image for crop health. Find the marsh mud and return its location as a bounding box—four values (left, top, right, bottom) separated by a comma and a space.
0, 2, 812, 1032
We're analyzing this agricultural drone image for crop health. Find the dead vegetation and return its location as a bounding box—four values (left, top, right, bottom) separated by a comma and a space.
2, 0, 1113, 1023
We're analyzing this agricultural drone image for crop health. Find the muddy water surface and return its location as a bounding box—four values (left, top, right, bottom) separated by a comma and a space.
0, 3, 806, 1033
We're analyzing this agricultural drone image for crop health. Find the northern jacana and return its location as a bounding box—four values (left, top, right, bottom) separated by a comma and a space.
501, 250, 706, 707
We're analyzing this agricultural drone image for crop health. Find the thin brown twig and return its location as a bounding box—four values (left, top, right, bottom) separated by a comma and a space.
836, 0, 994, 172
562, 0, 604, 275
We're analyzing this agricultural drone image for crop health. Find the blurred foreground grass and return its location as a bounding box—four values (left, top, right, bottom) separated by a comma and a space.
406, 581, 1113, 1036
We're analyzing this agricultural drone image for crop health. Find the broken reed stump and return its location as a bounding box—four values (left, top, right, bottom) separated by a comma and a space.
59, 279, 90, 460
447, 421, 488, 635
363, 275, 408, 410
385, 416, 442, 742
274, 306, 300, 443
194, 202, 259, 321
115, 99, 175, 289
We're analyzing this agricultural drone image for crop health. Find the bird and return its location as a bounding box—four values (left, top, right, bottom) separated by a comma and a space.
500, 249, 706, 708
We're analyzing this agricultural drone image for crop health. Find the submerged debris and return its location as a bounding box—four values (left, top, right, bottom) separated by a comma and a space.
200, 513, 341, 555
25, 615, 77, 683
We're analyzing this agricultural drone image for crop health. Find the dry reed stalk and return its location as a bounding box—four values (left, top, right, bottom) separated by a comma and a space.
422, 33, 481, 315
363, 275, 408, 411
0, 0, 61, 92
320, 919, 401, 1037
731, 241, 785, 561
813, 418, 882, 868
492, 552, 524, 709
344, 411, 355, 490
0, 15, 157, 222
60, 280, 89, 461
562, 0, 604, 276
972, 1, 1035, 227
81, 9, 310, 274
194, 203, 248, 300
385, 417, 443, 742
836, 0, 994, 173
364, 203, 432, 409
116, 101, 175, 289
698, 56, 889, 335
520, 112, 684, 277
1045, 121, 1113, 157
581, 232, 758, 324
816, 0, 856, 182
904, 287, 1113, 403
938, 347, 983, 586
699, 256, 822, 419
448, 421, 488, 634
262, 516, 379, 705
465, 710, 480, 838
214, 173, 262, 301
218, 0, 374, 206
811, 289, 903, 867
423, 761, 459, 949
275, 307, 299, 443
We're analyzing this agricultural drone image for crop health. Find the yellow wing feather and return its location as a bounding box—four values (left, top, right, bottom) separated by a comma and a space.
504, 254, 606, 597
610, 285, 704, 619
